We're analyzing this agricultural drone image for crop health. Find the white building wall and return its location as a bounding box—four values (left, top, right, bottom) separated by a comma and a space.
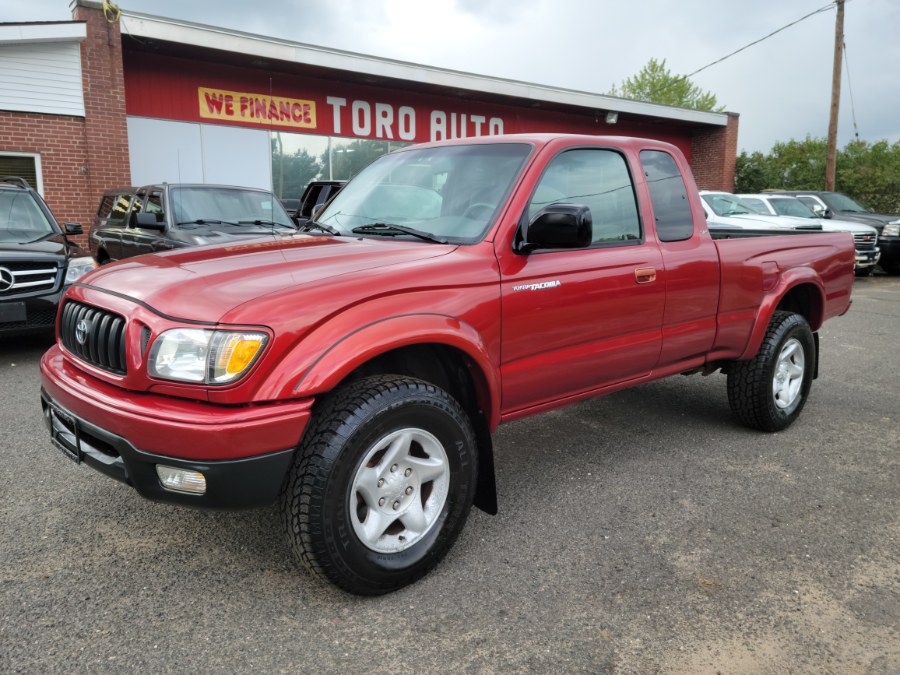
127, 117, 271, 190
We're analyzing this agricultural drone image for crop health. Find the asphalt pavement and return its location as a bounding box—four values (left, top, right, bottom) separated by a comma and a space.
1, 276, 898, 673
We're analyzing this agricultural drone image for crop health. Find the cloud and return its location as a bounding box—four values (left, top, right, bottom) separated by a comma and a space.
8, 0, 900, 152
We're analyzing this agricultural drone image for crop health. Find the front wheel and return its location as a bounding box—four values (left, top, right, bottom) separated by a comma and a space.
280, 375, 478, 595
727, 311, 816, 432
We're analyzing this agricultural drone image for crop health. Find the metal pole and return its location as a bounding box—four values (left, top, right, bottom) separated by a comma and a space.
825, 0, 844, 191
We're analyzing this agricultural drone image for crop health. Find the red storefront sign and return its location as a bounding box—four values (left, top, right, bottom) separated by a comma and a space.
123, 51, 693, 159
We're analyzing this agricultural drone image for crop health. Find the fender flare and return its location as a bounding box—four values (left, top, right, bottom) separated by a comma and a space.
291, 312, 502, 429
738, 267, 825, 361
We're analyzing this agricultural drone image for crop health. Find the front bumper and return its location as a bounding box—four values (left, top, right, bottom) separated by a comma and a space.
854, 247, 880, 270
40, 345, 313, 508
0, 290, 61, 335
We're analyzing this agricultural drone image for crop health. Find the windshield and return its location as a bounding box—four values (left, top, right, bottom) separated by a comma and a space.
739, 197, 770, 215
0, 190, 56, 243
316, 142, 532, 243
701, 193, 756, 217
822, 192, 869, 212
170, 187, 294, 228
769, 197, 817, 218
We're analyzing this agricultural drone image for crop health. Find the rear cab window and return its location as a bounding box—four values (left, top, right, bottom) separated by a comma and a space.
639, 150, 694, 242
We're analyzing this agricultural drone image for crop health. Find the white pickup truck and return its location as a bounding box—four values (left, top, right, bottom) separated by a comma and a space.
738, 193, 880, 276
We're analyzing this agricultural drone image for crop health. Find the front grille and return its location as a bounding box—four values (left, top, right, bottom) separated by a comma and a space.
60, 300, 127, 375
0, 306, 57, 331
853, 233, 877, 251
0, 260, 61, 297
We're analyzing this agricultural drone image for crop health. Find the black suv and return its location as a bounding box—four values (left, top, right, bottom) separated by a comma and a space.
0, 177, 96, 335
772, 190, 900, 273
90, 183, 297, 264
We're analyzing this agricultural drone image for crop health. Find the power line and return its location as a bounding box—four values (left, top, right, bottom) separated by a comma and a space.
685, 2, 837, 79
615, 3, 842, 106
843, 40, 860, 139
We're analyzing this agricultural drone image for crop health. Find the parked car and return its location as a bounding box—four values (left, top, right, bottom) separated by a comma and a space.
699, 191, 822, 232
738, 193, 880, 275
90, 183, 296, 263
767, 190, 900, 273
42, 135, 855, 595
0, 176, 95, 335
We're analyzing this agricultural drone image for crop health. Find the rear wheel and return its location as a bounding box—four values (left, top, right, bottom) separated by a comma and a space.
280, 375, 478, 595
727, 311, 816, 432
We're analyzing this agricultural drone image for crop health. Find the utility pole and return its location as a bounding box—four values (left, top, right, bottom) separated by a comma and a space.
825, 0, 845, 191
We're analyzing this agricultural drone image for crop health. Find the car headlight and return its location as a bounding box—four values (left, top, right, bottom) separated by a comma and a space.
64, 256, 97, 285
148, 328, 268, 385
883, 221, 900, 237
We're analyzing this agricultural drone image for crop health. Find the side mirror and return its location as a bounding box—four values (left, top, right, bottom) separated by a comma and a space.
134, 212, 166, 231
64, 222, 83, 235
517, 203, 592, 253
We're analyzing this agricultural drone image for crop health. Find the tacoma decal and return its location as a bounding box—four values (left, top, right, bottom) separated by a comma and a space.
511, 280, 561, 292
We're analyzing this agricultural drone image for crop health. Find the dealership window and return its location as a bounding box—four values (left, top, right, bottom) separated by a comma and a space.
0, 152, 42, 193
271, 131, 411, 199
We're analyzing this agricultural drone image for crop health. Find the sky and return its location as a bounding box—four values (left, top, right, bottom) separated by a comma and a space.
6, 0, 899, 154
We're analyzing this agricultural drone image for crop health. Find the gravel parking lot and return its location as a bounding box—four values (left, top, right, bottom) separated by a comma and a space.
1, 276, 898, 673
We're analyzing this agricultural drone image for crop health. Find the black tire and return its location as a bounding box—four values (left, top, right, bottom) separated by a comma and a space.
280, 375, 478, 595
855, 267, 873, 277
727, 311, 816, 432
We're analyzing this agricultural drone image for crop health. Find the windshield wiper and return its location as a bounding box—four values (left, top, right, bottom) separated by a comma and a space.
351, 223, 448, 244
298, 221, 340, 236
238, 219, 297, 231
176, 219, 239, 228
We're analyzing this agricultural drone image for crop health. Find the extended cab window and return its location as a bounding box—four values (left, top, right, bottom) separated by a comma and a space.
129, 189, 146, 221
527, 149, 640, 244
639, 150, 693, 242
96, 192, 133, 225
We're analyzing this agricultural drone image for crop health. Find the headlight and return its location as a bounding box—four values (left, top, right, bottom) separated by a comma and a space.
883, 221, 900, 237
148, 328, 268, 385
64, 256, 97, 285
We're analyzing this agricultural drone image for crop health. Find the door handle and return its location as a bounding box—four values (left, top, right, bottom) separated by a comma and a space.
634, 267, 657, 284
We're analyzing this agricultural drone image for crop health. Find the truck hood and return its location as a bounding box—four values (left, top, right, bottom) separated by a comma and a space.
1, 232, 84, 259
819, 218, 878, 235
835, 211, 899, 226
79, 234, 455, 322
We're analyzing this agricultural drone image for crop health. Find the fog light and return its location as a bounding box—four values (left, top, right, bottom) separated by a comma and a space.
156, 465, 207, 495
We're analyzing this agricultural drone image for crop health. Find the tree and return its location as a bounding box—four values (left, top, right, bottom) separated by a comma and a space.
321, 139, 409, 181
733, 136, 900, 214
271, 140, 322, 199
734, 151, 774, 194
609, 58, 723, 112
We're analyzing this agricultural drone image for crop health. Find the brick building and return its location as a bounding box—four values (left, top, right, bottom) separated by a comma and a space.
1, 1, 738, 250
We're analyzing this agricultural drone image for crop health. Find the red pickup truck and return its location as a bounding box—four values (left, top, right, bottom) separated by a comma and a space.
40, 134, 854, 595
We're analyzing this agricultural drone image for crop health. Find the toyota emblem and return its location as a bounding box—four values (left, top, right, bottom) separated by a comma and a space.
75, 319, 90, 345
0, 267, 14, 292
